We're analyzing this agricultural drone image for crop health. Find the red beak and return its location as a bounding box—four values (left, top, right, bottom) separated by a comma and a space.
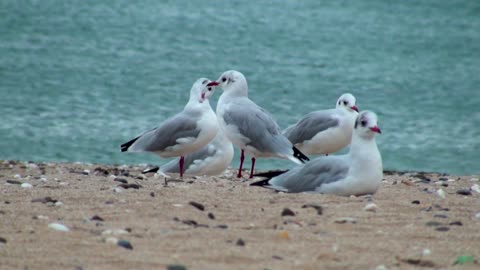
369, 126, 382, 134
206, 81, 219, 87
350, 105, 359, 112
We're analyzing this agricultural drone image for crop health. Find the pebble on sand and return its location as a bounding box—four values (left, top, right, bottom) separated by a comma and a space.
167, 265, 187, 270
91, 215, 105, 222
456, 189, 472, 196
6, 180, 22, 185
281, 208, 295, 216
335, 217, 357, 224
189, 201, 205, 211
117, 239, 133, 250
48, 223, 69, 232
279, 231, 290, 240
235, 238, 245, 246
435, 227, 450, 232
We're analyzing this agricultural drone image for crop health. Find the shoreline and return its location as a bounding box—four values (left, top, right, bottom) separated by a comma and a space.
1, 160, 479, 269
0, 159, 465, 177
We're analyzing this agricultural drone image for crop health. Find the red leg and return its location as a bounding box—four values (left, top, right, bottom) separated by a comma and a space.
237, 149, 244, 178
249, 157, 256, 178
179, 156, 184, 178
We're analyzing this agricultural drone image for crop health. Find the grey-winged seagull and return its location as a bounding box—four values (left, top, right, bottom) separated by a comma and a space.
120, 78, 219, 177
145, 131, 234, 176
283, 93, 359, 155
251, 111, 383, 196
207, 70, 309, 178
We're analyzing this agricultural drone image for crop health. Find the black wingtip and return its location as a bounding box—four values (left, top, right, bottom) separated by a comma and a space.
250, 179, 271, 187
142, 166, 159, 174
120, 136, 140, 152
293, 146, 310, 163
250, 170, 289, 187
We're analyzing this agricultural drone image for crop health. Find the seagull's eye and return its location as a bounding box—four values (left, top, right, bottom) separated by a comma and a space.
343, 101, 348, 105
208, 87, 212, 91
222, 77, 227, 82
361, 120, 367, 127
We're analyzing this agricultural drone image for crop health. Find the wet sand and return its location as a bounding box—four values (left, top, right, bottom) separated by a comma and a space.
0, 160, 479, 270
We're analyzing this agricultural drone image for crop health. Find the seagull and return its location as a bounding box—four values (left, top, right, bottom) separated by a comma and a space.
156, 131, 234, 176
251, 111, 383, 196
207, 70, 309, 178
120, 78, 219, 177
283, 93, 359, 155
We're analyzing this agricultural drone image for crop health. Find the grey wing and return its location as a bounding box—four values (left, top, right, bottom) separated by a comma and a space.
269, 156, 349, 192
129, 110, 201, 152
224, 102, 291, 153
161, 144, 216, 173
283, 111, 339, 144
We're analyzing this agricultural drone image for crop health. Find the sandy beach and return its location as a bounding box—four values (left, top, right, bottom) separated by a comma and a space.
0, 160, 479, 270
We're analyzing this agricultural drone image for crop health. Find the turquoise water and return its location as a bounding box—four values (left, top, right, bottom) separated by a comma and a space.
1, 1, 479, 174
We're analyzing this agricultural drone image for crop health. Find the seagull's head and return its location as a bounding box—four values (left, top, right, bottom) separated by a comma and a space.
354, 111, 381, 139
336, 93, 358, 113
192, 78, 216, 103
207, 70, 248, 96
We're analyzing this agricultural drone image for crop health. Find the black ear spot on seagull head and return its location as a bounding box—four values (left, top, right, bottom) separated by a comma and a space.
202, 79, 208, 84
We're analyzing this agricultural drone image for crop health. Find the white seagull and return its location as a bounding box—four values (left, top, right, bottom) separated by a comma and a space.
120, 78, 219, 177
251, 111, 383, 196
158, 131, 234, 176
207, 70, 309, 178
283, 93, 359, 155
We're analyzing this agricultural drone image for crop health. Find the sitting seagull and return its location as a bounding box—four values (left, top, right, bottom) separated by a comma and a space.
207, 70, 309, 178
149, 131, 234, 176
120, 78, 219, 177
251, 111, 383, 196
283, 93, 359, 155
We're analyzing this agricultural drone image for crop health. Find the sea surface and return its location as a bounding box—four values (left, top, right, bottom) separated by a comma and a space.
1, 1, 479, 175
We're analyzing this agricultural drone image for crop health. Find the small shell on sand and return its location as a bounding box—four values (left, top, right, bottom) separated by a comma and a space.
364, 203, 378, 212
436, 189, 446, 199
105, 237, 118, 245
48, 223, 69, 232
21, 183, 33, 188
102, 229, 129, 236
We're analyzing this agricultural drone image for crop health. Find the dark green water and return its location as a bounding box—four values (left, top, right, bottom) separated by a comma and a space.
1, 1, 479, 174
